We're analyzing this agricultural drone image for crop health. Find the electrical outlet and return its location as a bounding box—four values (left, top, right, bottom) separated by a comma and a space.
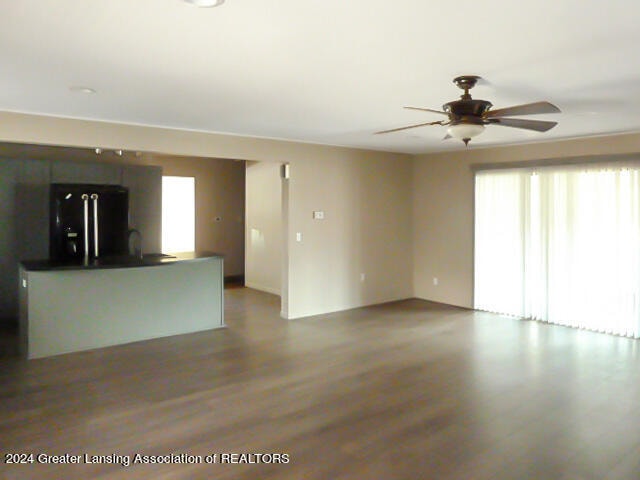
313, 211, 325, 220
296, 232, 302, 242
360, 273, 366, 282
433, 277, 439, 286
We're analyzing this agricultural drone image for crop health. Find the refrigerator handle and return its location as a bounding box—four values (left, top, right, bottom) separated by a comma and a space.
91, 193, 99, 258
81, 194, 90, 259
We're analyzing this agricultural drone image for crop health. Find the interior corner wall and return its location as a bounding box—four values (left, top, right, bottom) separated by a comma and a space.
286, 152, 413, 319
245, 161, 282, 295
412, 132, 640, 309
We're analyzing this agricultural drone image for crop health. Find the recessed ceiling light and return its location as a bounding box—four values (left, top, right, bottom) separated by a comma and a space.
183, 0, 225, 7
69, 86, 96, 94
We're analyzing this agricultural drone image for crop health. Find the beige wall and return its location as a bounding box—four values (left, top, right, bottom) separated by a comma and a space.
286, 153, 413, 318
245, 161, 282, 294
143, 154, 245, 277
0, 112, 413, 319
412, 133, 640, 308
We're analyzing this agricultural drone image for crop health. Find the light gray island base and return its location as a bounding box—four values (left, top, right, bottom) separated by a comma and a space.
19, 256, 224, 359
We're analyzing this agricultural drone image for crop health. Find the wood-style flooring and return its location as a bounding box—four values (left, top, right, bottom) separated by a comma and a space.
2, 288, 640, 479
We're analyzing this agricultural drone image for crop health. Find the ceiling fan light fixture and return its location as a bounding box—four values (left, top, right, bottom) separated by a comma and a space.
69, 86, 96, 94
183, 0, 225, 7
447, 122, 485, 142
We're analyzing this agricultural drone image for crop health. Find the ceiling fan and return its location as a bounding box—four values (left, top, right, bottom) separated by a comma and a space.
376, 75, 561, 146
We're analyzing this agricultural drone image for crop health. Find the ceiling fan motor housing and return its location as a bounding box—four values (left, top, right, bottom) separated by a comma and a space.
443, 99, 493, 123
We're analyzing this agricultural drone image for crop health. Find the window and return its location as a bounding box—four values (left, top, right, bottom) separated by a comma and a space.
475, 165, 640, 337
162, 176, 195, 253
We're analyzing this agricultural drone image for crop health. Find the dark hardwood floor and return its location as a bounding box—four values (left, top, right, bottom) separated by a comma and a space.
2, 288, 640, 479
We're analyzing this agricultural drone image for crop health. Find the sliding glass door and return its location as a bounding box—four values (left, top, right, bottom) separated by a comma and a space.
474, 165, 640, 337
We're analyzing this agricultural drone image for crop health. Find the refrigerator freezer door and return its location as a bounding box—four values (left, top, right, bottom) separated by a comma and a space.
50, 184, 129, 261
50, 185, 88, 261
94, 186, 129, 258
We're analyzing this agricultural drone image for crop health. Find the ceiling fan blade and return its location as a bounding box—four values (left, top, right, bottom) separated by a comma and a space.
443, 134, 452, 140
375, 120, 444, 135
484, 101, 560, 118
404, 106, 449, 116
489, 118, 558, 132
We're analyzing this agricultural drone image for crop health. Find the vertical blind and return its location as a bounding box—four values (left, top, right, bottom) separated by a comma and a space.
474, 165, 640, 337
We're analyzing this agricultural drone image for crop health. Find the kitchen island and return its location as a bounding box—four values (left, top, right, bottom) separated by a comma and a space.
19, 253, 224, 359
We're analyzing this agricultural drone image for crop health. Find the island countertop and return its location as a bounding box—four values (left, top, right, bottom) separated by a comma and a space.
19, 253, 225, 359
20, 251, 223, 271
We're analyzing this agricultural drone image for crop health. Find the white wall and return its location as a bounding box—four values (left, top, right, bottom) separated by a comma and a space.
245, 161, 282, 295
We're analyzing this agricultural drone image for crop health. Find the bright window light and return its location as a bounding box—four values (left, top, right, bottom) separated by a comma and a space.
162, 176, 195, 253
475, 166, 640, 338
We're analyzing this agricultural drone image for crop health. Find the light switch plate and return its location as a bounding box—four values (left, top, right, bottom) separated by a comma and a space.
313, 211, 325, 220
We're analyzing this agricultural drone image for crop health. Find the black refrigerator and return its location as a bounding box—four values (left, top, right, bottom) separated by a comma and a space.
49, 183, 129, 261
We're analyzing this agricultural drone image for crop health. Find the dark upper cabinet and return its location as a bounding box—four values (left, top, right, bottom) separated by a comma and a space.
0, 160, 20, 319
50, 161, 122, 185
16, 159, 49, 261
0, 158, 49, 320
122, 165, 163, 254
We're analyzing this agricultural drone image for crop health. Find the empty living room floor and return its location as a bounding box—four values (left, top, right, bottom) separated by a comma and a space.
2, 288, 640, 479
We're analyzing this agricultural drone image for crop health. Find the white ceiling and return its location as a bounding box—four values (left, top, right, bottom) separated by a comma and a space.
1, 0, 639, 154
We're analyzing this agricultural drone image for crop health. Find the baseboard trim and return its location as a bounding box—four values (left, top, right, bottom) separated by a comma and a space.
244, 282, 280, 296
224, 275, 245, 286
410, 296, 474, 310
